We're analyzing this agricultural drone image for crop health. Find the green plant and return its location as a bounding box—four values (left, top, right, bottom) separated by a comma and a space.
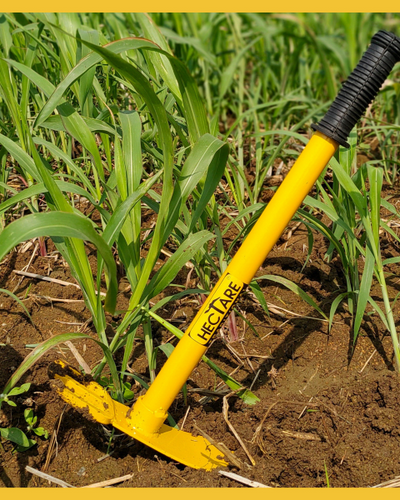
0, 289, 32, 323
0, 426, 36, 452
24, 409, 49, 439
0, 15, 258, 411
299, 129, 400, 371
324, 460, 331, 488
0, 383, 37, 452
0, 383, 31, 408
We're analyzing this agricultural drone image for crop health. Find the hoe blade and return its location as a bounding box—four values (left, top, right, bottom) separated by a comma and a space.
49, 360, 228, 471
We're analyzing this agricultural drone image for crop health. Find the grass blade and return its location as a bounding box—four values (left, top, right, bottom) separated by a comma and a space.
0, 288, 32, 323
0, 212, 118, 314
144, 230, 214, 300
255, 274, 327, 320
2, 332, 121, 398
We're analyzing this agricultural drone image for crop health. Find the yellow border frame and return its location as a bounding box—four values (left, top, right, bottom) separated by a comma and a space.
4, 1, 400, 11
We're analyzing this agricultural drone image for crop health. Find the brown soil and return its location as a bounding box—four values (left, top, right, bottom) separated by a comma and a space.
1, 189, 400, 488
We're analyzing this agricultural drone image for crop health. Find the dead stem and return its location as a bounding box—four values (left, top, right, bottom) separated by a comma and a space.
42, 406, 66, 472
180, 405, 190, 431
64, 341, 91, 374
13, 270, 80, 289
219, 470, 271, 488
192, 423, 242, 469
26, 466, 74, 488
11, 243, 38, 293
251, 401, 278, 454
223, 392, 256, 466
359, 349, 377, 373
372, 476, 400, 488
81, 474, 133, 488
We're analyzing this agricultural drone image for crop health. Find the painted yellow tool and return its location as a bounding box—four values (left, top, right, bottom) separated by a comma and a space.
49, 31, 400, 470
49, 360, 226, 470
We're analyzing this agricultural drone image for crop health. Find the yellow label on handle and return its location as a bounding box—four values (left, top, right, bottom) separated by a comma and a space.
189, 274, 244, 346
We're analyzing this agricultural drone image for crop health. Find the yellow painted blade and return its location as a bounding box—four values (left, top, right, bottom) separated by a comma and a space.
132, 423, 227, 471
48, 360, 115, 425
48, 360, 228, 471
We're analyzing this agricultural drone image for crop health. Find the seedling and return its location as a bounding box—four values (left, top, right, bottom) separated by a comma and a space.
0, 383, 31, 408
0, 383, 38, 451
324, 460, 331, 488
24, 409, 49, 439
0, 426, 37, 452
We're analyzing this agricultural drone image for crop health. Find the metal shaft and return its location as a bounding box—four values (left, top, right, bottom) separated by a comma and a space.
130, 130, 338, 434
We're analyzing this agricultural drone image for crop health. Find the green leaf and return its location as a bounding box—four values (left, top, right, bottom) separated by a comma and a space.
33, 138, 97, 197
102, 171, 162, 248
134, 13, 182, 104
0, 212, 118, 314
255, 274, 328, 320
148, 288, 208, 314
205, 356, 259, 405
328, 292, 350, 332
1, 129, 102, 327
158, 343, 175, 358
219, 36, 261, 99
24, 408, 35, 424
339, 128, 357, 176
160, 26, 217, 66
382, 256, 400, 266
121, 372, 149, 390
164, 134, 228, 241
353, 245, 376, 341
78, 39, 175, 317
3, 57, 56, 97
41, 114, 118, 137
0, 15, 13, 57
188, 144, 229, 234
0, 182, 96, 215
297, 208, 349, 270
249, 281, 269, 316
57, 102, 105, 186
2, 332, 121, 399
0, 288, 33, 323
34, 38, 164, 127
367, 296, 389, 330
33, 427, 49, 439
368, 165, 383, 252
77, 29, 99, 109
119, 110, 143, 280
0, 134, 39, 180
119, 110, 142, 198
143, 230, 214, 301
329, 156, 368, 217
0, 427, 36, 449
7, 383, 31, 397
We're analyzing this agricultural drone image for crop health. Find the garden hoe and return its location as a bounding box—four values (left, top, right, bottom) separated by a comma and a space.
49, 31, 400, 471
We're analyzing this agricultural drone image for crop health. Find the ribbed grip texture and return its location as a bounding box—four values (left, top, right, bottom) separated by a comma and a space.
312, 30, 400, 148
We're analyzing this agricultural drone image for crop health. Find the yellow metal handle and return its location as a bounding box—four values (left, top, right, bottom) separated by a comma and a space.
129, 131, 338, 434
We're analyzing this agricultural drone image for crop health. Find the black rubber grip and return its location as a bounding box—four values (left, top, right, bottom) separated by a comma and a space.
312, 30, 400, 148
